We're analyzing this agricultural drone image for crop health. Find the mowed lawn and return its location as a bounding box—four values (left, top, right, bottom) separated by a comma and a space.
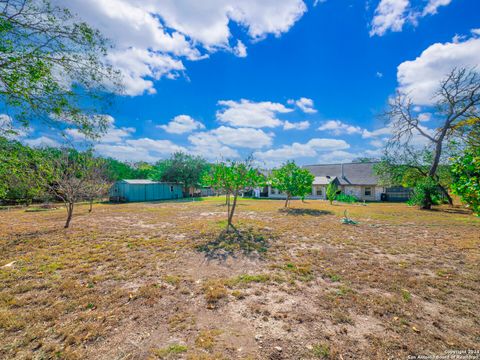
0, 198, 479, 360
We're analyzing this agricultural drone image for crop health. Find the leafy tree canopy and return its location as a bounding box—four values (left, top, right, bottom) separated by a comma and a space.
0, 0, 122, 137
270, 161, 314, 208
450, 147, 480, 216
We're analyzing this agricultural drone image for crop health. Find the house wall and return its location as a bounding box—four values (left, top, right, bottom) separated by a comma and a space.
267, 185, 385, 201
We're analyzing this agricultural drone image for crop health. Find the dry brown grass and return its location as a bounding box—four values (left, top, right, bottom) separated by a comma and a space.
0, 198, 479, 359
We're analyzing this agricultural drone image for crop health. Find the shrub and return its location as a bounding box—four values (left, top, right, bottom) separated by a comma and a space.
451, 147, 480, 216
407, 177, 442, 209
335, 193, 358, 203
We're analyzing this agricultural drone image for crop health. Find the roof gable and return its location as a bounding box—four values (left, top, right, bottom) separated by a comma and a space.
303, 162, 379, 185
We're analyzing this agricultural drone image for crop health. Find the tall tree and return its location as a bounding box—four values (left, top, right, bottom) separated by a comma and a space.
0, 0, 122, 137
269, 161, 314, 208
151, 152, 208, 196
383, 67, 480, 209
202, 157, 264, 232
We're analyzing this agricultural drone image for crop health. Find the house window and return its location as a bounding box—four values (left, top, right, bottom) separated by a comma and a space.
364, 187, 372, 196
316, 187, 323, 196
170, 185, 174, 192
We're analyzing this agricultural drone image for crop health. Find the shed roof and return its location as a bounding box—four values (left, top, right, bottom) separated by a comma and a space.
121, 179, 157, 184
303, 162, 379, 186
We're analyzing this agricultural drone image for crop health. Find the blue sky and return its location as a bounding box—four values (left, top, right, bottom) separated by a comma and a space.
17, 0, 480, 166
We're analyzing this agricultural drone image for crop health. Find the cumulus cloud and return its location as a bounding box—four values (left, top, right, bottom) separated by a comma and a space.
397, 34, 480, 105
57, 0, 307, 95
24, 136, 61, 148
422, 0, 452, 16
188, 132, 240, 160
370, 0, 452, 37
283, 120, 310, 130
191, 126, 273, 149
233, 40, 248, 58
254, 138, 350, 165
216, 99, 292, 128
317, 120, 363, 135
158, 115, 205, 134
369, 0, 410, 37
65, 116, 135, 143
288, 97, 317, 113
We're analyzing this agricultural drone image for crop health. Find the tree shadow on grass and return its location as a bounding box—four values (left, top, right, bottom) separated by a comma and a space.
279, 208, 333, 216
196, 227, 274, 261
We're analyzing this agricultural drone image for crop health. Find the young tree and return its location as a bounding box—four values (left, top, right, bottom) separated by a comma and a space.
0, 0, 122, 137
43, 149, 100, 228
269, 161, 314, 208
450, 147, 480, 216
151, 152, 208, 196
83, 157, 111, 212
203, 157, 264, 232
326, 181, 338, 205
383, 67, 480, 209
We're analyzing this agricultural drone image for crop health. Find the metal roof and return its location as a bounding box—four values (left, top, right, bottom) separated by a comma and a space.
120, 179, 180, 185
303, 162, 379, 185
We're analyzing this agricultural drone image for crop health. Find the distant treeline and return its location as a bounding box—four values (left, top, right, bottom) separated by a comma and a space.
0, 137, 209, 204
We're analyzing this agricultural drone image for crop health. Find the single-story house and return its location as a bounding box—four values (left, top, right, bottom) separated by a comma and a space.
266, 162, 410, 202
109, 180, 183, 202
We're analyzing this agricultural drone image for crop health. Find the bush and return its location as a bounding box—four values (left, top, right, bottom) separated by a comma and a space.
335, 193, 358, 203
451, 147, 480, 216
407, 177, 442, 209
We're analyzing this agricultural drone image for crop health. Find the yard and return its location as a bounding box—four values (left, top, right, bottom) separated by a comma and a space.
0, 198, 479, 359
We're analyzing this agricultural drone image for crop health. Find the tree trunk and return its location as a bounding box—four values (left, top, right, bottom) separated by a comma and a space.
89, 199, 93, 213
65, 202, 74, 228
438, 184, 454, 206
284, 196, 289, 208
227, 192, 238, 232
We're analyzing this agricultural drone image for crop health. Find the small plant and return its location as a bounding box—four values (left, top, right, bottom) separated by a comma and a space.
312, 343, 330, 358
401, 289, 412, 302
195, 329, 222, 350
335, 193, 358, 203
341, 210, 357, 225
326, 181, 338, 205
202, 279, 228, 307
153, 344, 188, 358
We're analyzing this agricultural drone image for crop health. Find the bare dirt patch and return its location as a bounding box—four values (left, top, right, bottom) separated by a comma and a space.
0, 198, 479, 359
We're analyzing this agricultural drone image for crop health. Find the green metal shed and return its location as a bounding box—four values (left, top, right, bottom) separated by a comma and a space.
109, 180, 183, 202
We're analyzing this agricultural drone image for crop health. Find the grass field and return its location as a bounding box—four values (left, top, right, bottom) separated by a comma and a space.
0, 198, 479, 359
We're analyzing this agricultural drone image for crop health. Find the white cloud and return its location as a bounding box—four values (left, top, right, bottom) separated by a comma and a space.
216, 99, 292, 128
65, 116, 135, 143
369, 0, 409, 37
418, 112, 432, 122
190, 126, 273, 149
288, 97, 317, 113
316, 150, 359, 164
188, 132, 240, 160
24, 136, 61, 148
422, 0, 452, 16
158, 115, 205, 134
56, 0, 307, 95
376, 71, 384, 78
283, 120, 310, 130
317, 120, 363, 135
397, 35, 480, 105
369, 0, 452, 37
95, 144, 157, 162
233, 40, 248, 58
362, 125, 393, 138
254, 138, 350, 165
